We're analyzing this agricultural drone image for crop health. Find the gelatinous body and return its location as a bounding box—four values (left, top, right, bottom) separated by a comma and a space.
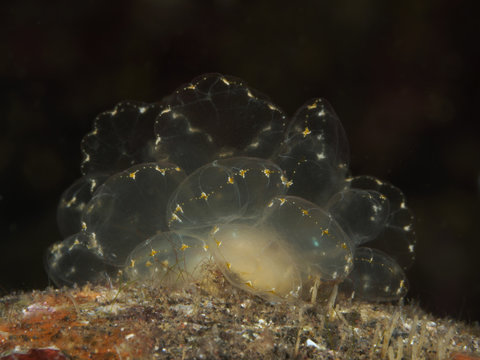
47, 73, 415, 303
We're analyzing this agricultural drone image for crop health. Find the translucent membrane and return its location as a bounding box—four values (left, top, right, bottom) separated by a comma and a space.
47, 73, 415, 302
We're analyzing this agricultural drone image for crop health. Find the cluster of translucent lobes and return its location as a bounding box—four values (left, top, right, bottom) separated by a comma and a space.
47, 74, 416, 302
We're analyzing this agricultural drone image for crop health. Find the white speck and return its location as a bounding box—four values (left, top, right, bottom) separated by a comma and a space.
306, 339, 323, 350
316, 152, 326, 160
125, 333, 135, 340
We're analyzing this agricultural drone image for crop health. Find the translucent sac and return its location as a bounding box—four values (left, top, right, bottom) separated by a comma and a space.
81, 162, 186, 265
327, 188, 390, 246
155, 74, 287, 173
346, 176, 416, 270
57, 173, 110, 237
347, 247, 408, 302
81, 101, 163, 176
125, 232, 209, 286
208, 223, 301, 300
167, 157, 288, 233
261, 196, 354, 282
274, 98, 349, 207
46, 233, 116, 287
46, 73, 416, 303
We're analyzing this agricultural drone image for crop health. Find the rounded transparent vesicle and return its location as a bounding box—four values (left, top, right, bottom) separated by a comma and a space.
167, 157, 288, 233
81, 161, 186, 265
57, 173, 110, 237
273, 98, 349, 207
155, 74, 287, 173
327, 188, 390, 246
125, 231, 209, 286
208, 223, 302, 300
81, 101, 163, 176
346, 247, 408, 302
345, 176, 416, 270
261, 196, 354, 283
46, 233, 116, 287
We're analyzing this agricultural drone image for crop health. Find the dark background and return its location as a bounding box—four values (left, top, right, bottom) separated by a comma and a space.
1, 1, 479, 322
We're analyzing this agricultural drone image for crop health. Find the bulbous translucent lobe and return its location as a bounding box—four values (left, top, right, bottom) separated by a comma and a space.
125, 232, 209, 286
209, 223, 301, 299
46, 233, 115, 287
81, 162, 186, 265
345, 176, 416, 270
274, 98, 349, 207
262, 196, 354, 282
155, 74, 287, 173
167, 157, 288, 232
347, 247, 408, 301
57, 173, 110, 238
81, 101, 163, 176
327, 188, 390, 246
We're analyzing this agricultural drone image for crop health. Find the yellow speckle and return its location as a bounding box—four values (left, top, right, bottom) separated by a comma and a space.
239, 169, 248, 178
155, 166, 167, 175
263, 169, 272, 177
280, 175, 293, 188
175, 166, 181, 172
322, 229, 329, 235
245, 280, 254, 288
301, 209, 309, 216
81, 222, 87, 230
307, 103, 317, 110
180, 244, 190, 251
170, 213, 181, 223
186, 84, 196, 90
130, 259, 135, 268
145, 260, 153, 267
175, 204, 183, 213
279, 198, 287, 206
227, 176, 234, 184
267, 288, 277, 295
215, 238, 222, 247
341, 242, 347, 249
150, 249, 158, 257
211, 225, 219, 235
226, 262, 231, 270
302, 127, 312, 137
129, 171, 139, 179
200, 192, 209, 200
203, 245, 209, 251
